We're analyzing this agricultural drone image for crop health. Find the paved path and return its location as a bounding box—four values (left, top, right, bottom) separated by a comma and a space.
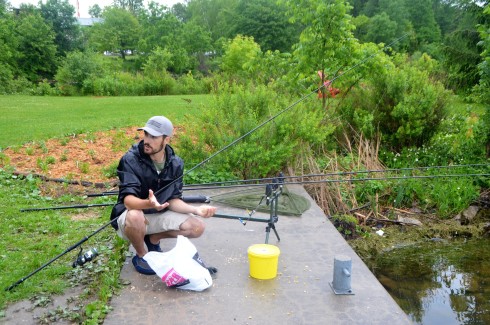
104, 185, 411, 325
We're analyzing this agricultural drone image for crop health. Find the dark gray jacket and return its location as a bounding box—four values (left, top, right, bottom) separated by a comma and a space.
110, 140, 184, 230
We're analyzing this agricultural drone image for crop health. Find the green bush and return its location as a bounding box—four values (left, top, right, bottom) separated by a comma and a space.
55, 51, 106, 96
379, 145, 485, 217
175, 72, 212, 95
381, 105, 488, 167
388, 174, 480, 217
89, 71, 177, 96
220, 35, 262, 80
31, 80, 58, 96
2, 76, 34, 95
54, 49, 210, 96
183, 167, 238, 185
339, 53, 450, 150
0, 65, 15, 94
178, 81, 334, 179
142, 72, 176, 95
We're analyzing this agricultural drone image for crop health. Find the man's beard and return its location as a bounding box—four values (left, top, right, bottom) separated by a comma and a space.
144, 143, 164, 156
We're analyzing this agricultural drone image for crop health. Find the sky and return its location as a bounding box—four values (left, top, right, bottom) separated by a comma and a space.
8, 0, 183, 18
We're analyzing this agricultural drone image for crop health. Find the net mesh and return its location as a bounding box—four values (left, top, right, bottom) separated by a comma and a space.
211, 186, 310, 216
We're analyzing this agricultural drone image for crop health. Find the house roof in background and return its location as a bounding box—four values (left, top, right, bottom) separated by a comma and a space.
77, 18, 103, 26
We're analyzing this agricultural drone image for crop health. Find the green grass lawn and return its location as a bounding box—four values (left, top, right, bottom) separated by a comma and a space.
0, 94, 210, 322
0, 95, 208, 148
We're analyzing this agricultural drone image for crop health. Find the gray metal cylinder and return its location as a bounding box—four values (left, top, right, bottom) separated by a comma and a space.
330, 255, 354, 295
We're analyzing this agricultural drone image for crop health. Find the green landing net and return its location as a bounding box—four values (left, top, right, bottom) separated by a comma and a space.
211, 186, 311, 216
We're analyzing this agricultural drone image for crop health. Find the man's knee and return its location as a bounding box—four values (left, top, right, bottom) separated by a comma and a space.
181, 217, 206, 238
125, 210, 146, 228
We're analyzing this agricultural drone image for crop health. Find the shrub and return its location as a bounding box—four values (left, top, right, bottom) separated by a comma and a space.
178, 81, 334, 180
3, 77, 34, 95
55, 51, 106, 96
175, 72, 211, 95
220, 35, 262, 81
90, 71, 176, 96
339, 53, 450, 150
31, 79, 57, 96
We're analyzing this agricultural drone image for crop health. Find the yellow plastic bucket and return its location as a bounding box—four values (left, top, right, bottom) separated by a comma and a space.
247, 244, 281, 280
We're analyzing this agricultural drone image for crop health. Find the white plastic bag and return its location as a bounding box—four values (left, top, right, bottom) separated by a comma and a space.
144, 235, 212, 291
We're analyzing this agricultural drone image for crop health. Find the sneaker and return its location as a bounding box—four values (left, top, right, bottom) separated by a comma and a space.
207, 266, 218, 278
132, 255, 156, 275
144, 235, 162, 252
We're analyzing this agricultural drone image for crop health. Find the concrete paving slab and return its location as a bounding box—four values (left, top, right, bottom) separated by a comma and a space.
104, 185, 411, 325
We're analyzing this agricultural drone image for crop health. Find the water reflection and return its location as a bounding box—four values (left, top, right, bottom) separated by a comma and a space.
369, 238, 490, 325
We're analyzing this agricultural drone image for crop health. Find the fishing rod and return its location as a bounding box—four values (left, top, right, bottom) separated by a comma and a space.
19, 195, 210, 213
89, 35, 412, 200
183, 172, 490, 191
20, 203, 113, 212
7, 34, 410, 291
87, 163, 490, 197
149, 33, 410, 199
183, 163, 490, 188
37, 171, 490, 212
5, 217, 113, 291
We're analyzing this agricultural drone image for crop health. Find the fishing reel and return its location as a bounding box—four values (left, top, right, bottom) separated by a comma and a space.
266, 172, 285, 206
72, 247, 98, 268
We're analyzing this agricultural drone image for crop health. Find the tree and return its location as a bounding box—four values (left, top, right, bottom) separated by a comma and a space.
442, 2, 488, 92
180, 20, 212, 72
138, 2, 181, 53
142, 46, 173, 73
230, 0, 300, 53
282, 0, 358, 106
112, 0, 144, 14
138, 2, 213, 73
15, 9, 58, 81
364, 12, 397, 45
138, 2, 186, 72
476, 4, 490, 154
186, 0, 239, 44
40, 0, 81, 56
220, 35, 262, 78
171, 2, 190, 22
0, 7, 19, 92
406, 0, 441, 46
376, 0, 412, 50
353, 0, 414, 51
89, 4, 102, 18
89, 7, 141, 59
0, 0, 7, 12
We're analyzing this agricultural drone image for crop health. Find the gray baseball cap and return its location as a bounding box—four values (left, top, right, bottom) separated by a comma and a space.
138, 116, 174, 137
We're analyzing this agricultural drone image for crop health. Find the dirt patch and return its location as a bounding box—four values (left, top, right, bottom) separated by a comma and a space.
1, 127, 141, 186
1, 125, 186, 195
70, 210, 102, 221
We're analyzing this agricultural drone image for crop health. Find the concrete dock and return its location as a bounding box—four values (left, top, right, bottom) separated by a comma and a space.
104, 185, 411, 325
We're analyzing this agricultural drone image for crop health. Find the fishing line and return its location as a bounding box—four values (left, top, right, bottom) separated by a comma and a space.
0, 32, 432, 292
84, 34, 412, 199
183, 163, 490, 188
26, 171, 489, 212
183, 173, 490, 191
153, 33, 410, 197
86, 163, 490, 197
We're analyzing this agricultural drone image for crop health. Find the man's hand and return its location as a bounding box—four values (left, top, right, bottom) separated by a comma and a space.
148, 189, 170, 211
194, 205, 217, 218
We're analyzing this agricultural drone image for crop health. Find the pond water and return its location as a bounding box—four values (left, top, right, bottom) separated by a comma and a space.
369, 238, 490, 325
